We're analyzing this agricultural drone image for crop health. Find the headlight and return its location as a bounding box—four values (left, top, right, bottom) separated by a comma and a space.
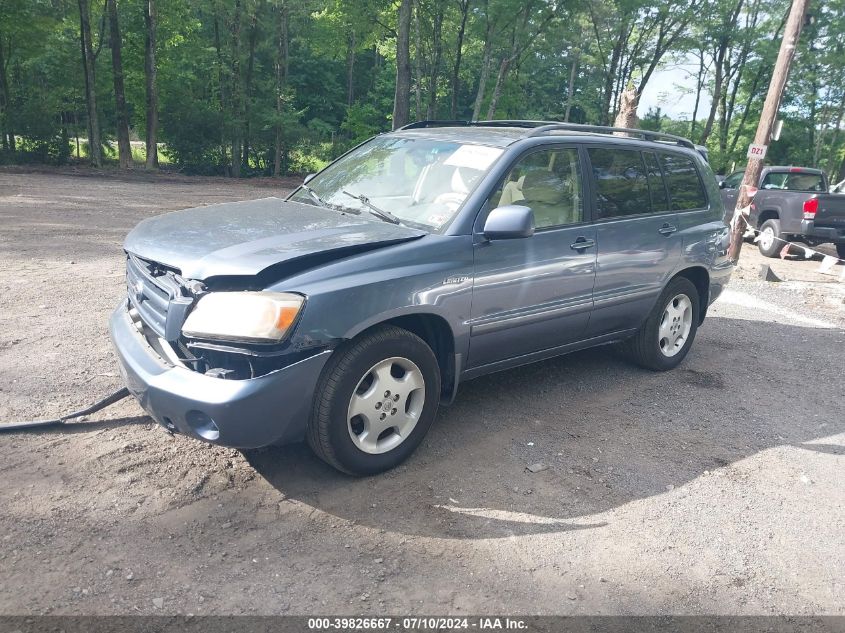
182, 292, 304, 343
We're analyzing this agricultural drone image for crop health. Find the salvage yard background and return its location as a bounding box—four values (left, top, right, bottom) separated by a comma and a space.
0, 168, 843, 615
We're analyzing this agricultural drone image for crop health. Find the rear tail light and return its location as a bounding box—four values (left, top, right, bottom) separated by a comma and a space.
803, 198, 818, 219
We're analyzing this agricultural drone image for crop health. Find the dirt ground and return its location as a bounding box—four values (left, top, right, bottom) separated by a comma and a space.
0, 167, 843, 616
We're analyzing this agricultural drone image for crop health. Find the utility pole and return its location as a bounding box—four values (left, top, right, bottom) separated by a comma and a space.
727, 0, 810, 262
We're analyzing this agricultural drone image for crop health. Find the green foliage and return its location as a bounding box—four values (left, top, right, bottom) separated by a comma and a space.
0, 0, 840, 177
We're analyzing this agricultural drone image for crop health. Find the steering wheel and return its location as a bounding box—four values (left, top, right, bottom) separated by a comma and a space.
433, 192, 467, 210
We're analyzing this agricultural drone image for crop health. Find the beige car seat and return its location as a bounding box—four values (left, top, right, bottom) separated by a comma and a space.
499, 175, 526, 206
520, 171, 574, 227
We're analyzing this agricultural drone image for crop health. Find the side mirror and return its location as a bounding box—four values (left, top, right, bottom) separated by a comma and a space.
303, 173, 316, 184
483, 205, 535, 240
718, 180, 726, 189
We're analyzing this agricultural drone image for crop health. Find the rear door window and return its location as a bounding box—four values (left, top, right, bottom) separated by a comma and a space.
588, 148, 651, 219
659, 153, 708, 210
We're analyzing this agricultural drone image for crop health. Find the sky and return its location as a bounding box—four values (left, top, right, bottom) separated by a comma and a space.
638, 62, 713, 120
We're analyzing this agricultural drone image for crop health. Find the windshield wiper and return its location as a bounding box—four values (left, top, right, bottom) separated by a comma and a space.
300, 185, 361, 216
301, 184, 329, 208
342, 190, 401, 225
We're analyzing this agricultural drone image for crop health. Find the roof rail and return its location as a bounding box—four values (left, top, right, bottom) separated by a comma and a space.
400, 120, 550, 130
396, 119, 697, 150
525, 123, 696, 149
397, 120, 470, 130
472, 120, 551, 128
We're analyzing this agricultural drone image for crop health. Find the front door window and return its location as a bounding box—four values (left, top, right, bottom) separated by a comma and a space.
489, 147, 583, 229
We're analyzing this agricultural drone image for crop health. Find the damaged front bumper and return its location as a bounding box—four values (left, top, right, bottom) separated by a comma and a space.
109, 303, 330, 448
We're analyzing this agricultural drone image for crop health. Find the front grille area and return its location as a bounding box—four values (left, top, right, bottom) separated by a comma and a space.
126, 254, 194, 341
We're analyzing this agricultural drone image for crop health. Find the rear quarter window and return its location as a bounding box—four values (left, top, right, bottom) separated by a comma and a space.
643, 151, 670, 213
660, 153, 708, 210
761, 171, 825, 192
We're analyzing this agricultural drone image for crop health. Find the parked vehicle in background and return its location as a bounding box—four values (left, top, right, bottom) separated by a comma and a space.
719, 166, 845, 258
110, 121, 732, 476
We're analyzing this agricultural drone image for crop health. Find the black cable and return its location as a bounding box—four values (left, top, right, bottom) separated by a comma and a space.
0, 387, 130, 431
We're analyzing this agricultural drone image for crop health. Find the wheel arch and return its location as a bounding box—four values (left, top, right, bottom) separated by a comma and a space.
344, 311, 459, 403
672, 266, 710, 324
757, 208, 780, 226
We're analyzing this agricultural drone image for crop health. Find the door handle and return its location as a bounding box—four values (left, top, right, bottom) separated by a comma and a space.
570, 237, 596, 251
658, 223, 677, 236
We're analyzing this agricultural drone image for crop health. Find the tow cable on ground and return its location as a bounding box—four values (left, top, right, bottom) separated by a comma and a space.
0, 388, 130, 431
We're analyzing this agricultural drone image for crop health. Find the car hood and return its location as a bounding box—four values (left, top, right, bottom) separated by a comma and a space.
123, 197, 426, 280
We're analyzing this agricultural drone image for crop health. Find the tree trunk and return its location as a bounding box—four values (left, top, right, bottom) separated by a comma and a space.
242, 7, 258, 170
413, 0, 422, 120
107, 0, 132, 169
425, 3, 443, 120
392, 0, 412, 129
213, 14, 229, 168
449, 0, 469, 119
78, 0, 103, 167
563, 49, 580, 122
273, 3, 289, 177
346, 28, 356, 106
601, 24, 626, 125
485, 55, 510, 120
699, 43, 726, 145
144, 0, 158, 169
229, 0, 243, 178
0, 28, 15, 152
471, 20, 493, 121
690, 48, 706, 137
613, 84, 639, 129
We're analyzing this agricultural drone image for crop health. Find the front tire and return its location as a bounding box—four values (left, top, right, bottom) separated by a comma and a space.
621, 277, 700, 371
758, 219, 783, 258
307, 325, 441, 476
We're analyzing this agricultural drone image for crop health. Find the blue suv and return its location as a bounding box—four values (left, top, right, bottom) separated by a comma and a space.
110, 121, 732, 475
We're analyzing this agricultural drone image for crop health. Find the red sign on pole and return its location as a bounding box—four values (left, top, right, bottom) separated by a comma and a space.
747, 144, 768, 159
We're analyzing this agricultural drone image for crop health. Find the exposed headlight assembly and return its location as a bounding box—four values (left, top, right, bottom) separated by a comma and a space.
182, 292, 304, 343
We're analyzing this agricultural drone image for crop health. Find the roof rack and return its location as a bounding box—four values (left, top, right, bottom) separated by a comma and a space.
396, 119, 697, 150
524, 123, 696, 149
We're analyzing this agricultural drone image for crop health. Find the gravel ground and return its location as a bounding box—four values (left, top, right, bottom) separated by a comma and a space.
0, 167, 843, 616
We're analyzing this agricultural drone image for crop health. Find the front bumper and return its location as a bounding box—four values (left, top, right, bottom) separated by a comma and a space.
109, 303, 331, 448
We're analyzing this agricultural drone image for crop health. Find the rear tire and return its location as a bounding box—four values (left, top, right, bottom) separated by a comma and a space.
836, 243, 845, 260
307, 325, 441, 476
758, 218, 783, 258
620, 277, 700, 371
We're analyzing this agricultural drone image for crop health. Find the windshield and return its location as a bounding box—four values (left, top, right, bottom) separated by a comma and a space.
288, 136, 503, 231
762, 171, 825, 192
723, 171, 744, 188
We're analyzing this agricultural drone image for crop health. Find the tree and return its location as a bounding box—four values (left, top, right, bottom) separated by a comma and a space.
0, 22, 15, 152
78, 0, 103, 167
273, 1, 289, 176
0, 0, 838, 180
449, 0, 470, 119
392, 0, 412, 128
144, 0, 158, 169
108, 0, 132, 168
229, 0, 243, 177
